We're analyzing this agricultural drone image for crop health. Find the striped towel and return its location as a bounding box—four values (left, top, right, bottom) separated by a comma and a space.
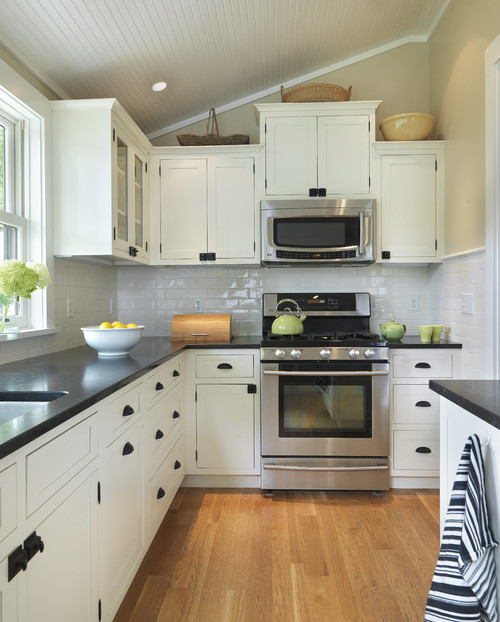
425, 434, 498, 621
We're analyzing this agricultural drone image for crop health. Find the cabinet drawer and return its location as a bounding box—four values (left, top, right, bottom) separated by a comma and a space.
141, 357, 182, 407
0, 463, 17, 543
146, 434, 184, 539
393, 430, 439, 471
26, 414, 97, 516
104, 384, 141, 442
144, 386, 183, 471
392, 353, 452, 379
195, 354, 254, 378
393, 385, 440, 425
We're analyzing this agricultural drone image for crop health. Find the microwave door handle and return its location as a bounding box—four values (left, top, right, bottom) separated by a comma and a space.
359, 212, 365, 255
364, 214, 371, 249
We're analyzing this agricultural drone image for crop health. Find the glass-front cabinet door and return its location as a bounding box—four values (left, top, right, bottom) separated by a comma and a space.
112, 123, 149, 262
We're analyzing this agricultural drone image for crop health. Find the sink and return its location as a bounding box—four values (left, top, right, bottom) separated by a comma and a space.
0, 391, 68, 424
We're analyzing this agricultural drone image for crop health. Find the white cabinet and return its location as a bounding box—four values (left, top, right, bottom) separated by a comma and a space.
184, 350, 260, 478
52, 98, 151, 264
149, 146, 261, 265
373, 141, 446, 263
255, 102, 380, 197
390, 348, 458, 487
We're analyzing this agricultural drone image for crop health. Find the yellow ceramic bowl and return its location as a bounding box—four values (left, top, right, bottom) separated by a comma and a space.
379, 113, 436, 141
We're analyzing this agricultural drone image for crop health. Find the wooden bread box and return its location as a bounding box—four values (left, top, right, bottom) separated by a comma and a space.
171, 314, 232, 343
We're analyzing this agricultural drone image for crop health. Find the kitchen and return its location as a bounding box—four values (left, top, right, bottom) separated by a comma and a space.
0, 0, 498, 620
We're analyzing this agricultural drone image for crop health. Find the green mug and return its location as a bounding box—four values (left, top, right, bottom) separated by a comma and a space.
432, 325, 449, 343
418, 325, 433, 344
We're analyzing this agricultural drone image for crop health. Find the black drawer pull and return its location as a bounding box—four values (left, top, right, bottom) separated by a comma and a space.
155, 429, 164, 440
156, 382, 164, 391
217, 363, 233, 370
415, 446, 432, 454
174, 460, 182, 470
415, 400, 432, 408
8, 546, 28, 581
24, 532, 45, 561
122, 442, 135, 456
157, 487, 166, 499
173, 369, 180, 377
122, 404, 135, 417
415, 362, 431, 369
172, 410, 180, 419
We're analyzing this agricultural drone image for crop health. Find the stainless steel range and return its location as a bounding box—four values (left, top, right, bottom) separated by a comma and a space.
260, 292, 390, 491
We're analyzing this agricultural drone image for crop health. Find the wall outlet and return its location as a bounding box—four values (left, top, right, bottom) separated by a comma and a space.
66, 296, 74, 318
194, 298, 203, 313
461, 294, 474, 315
408, 295, 419, 311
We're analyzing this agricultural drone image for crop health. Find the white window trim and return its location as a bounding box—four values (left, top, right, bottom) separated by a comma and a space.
0, 58, 55, 338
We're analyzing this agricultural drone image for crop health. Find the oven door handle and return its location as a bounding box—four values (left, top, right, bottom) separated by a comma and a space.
262, 464, 389, 472
262, 370, 389, 377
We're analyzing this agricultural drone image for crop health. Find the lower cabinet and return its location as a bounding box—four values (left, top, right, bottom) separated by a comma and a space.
390, 348, 460, 487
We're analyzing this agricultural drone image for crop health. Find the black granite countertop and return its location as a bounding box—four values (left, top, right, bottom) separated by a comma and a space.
430, 379, 500, 431
388, 336, 462, 349
0, 335, 261, 460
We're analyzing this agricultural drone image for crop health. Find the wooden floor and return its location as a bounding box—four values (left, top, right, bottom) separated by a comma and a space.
113, 487, 440, 622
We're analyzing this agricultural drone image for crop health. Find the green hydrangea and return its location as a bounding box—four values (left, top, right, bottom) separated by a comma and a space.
0, 259, 51, 300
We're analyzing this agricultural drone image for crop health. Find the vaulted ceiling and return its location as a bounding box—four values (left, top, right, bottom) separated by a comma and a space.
0, 0, 449, 138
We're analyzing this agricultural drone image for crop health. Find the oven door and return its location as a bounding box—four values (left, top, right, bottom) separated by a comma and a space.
261, 360, 389, 457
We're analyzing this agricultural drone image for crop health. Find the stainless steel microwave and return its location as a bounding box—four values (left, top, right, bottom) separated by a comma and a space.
261, 198, 375, 266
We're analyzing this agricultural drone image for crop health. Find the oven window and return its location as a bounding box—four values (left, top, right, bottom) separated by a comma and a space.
273, 217, 359, 248
278, 370, 372, 438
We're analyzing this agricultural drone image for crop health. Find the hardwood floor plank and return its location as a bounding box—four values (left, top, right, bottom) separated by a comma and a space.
113, 487, 440, 622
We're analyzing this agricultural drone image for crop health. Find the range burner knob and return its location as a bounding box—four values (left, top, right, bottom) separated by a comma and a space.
364, 348, 376, 359
348, 348, 360, 359
290, 348, 302, 359
319, 348, 332, 359
274, 348, 286, 360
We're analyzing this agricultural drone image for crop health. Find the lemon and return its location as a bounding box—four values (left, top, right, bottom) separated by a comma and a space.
112, 321, 126, 328
126, 322, 139, 328
99, 321, 113, 329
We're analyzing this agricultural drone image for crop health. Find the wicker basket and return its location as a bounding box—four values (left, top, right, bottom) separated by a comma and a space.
280, 83, 352, 103
177, 108, 249, 146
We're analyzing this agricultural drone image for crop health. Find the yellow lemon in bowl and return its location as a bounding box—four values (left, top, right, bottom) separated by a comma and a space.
99, 321, 113, 329
112, 321, 126, 328
126, 322, 139, 328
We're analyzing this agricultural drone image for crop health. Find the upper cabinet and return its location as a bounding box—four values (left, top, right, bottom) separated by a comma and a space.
52, 99, 152, 264
372, 141, 446, 264
255, 102, 380, 197
149, 146, 262, 265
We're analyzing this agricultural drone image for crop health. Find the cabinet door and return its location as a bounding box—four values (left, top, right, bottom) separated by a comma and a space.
381, 154, 437, 259
0, 553, 18, 622
24, 471, 98, 622
160, 159, 207, 260
317, 115, 370, 194
265, 116, 317, 195
207, 157, 256, 260
99, 424, 143, 620
196, 384, 255, 471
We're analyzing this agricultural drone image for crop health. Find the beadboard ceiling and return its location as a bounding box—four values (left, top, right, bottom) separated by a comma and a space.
0, 0, 449, 138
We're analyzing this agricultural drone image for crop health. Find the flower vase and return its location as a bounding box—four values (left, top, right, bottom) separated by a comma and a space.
0, 297, 18, 334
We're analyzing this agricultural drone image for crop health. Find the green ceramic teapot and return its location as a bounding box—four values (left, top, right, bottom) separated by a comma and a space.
379, 318, 406, 342
271, 299, 306, 335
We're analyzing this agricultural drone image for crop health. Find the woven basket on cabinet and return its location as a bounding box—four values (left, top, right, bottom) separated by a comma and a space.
280, 83, 352, 103
177, 108, 250, 146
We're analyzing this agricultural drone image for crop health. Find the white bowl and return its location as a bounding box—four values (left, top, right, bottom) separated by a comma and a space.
81, 326, 144, 357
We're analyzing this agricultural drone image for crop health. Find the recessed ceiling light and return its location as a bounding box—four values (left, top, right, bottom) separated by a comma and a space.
152, 81, 167, 92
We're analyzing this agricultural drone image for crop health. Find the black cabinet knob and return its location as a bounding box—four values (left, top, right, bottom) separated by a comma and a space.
155, 429, 164, 440
173, 369, 180, 377
122, 442, 135, 456
8, 546, 28, 582
156, 382, 164, 391
24, 532, 45, 561
174, 460, 182, 470
157, 487, 166, 499
122, 404, 135, 417
172, 410, 180, 419
309, 188, 318, 197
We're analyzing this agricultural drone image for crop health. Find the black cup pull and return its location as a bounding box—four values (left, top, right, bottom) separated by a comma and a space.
155, 429, 164, 440
156, 382, 164, 391
173, 369, 180, 377
415, 400, 432, 408
415, 362, 431, 369
157, 487, 166, 499
172, 410, 180, 419
217, 363, 233, 370
122, 404, 135, 417
174, 460, 182, 470
122, 442, 135, 456
415, 446, 432, 454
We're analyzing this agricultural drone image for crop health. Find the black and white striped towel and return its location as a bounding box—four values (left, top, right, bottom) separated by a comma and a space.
425, 434, 498, 622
